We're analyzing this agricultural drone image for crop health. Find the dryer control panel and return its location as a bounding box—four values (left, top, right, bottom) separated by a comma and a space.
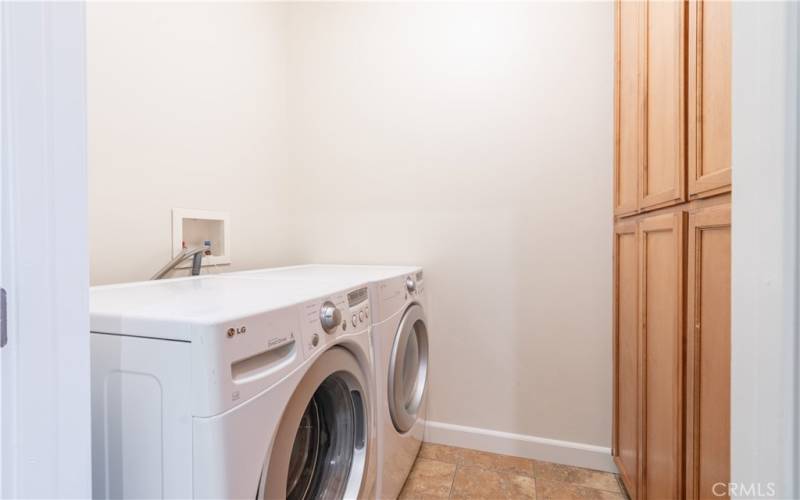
375, 270, 425, 323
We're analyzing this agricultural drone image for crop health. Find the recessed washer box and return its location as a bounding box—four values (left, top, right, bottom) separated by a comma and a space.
172, 208, 231, 268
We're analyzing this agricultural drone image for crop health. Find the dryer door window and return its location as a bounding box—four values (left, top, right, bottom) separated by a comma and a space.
262, 348, 370, 500
388, 304, 429, 434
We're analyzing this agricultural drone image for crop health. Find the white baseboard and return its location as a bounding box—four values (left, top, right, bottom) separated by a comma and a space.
423, 420, 618, 473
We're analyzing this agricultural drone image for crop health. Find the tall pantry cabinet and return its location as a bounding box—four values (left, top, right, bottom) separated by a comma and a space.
612, 1, 732, 499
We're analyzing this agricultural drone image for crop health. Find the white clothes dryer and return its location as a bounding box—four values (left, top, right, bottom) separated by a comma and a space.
90, 275, 376, 500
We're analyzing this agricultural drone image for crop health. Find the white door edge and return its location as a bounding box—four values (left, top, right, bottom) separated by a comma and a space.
0, 0, 5, 492
731, 2, 800, 498
0, 2, 91, 497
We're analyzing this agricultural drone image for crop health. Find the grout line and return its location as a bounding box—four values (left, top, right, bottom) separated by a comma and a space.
447, 464, 459, 500
536, 477, 625, 498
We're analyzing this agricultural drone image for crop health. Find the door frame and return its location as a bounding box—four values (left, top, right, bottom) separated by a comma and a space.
0, 2, 91, 497
731, 2, 800, 498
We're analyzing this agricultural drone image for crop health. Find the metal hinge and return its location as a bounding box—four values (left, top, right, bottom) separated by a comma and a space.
1, 288, 7, 348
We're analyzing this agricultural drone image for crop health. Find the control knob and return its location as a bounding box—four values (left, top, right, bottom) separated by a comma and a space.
319, 301, 341, 334
405, 277, 417, 293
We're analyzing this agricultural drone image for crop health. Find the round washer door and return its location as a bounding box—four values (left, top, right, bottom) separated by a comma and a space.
261, 347, 370, 500
388, 303, 429, 434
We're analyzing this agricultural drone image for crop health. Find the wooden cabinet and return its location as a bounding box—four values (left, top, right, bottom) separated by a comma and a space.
613, 2, 731, 498
688, 0, 732, 199
685, 205, 731, 499
641, 1, 686, 210
614, 213, 689, 500
614, 0, 730, 217
612, 202, 731, 500
614, 1, 644, 216
613, 221, 639, 496
639, 213, 685, 500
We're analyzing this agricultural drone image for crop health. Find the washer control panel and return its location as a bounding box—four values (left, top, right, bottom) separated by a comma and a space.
300, 285, 370, 358
347, 286, 370, 329
319, 301, 341, 333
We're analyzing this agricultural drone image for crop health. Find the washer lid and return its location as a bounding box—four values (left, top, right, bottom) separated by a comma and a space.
229, 264, 420, 286
90, 276, 352, 340
226, 264, 424, 321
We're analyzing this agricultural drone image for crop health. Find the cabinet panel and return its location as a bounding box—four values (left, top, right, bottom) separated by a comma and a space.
639, 212, 685, 500
615, 0, 644, 216
685, 205, 731, 499
642, 0, 686, 211
688, 0, 732, 198
613, 221, 639, 497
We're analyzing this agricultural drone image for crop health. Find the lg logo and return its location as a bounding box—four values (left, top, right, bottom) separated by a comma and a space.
713, 482, 776, 497
226, 325, 247, 338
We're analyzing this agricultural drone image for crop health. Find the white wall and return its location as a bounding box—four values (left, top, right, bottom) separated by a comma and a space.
88, 2, 296, 285
731, 2, 799, 497
286, 2, 614, 456
88, 1, 614, 466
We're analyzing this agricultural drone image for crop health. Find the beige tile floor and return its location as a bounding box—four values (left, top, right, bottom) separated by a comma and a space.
398, 443, 627, 500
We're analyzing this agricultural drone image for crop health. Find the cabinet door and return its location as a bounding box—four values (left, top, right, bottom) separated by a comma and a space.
614, 0, 644, 216
613, 221, 640, 497
688, 0, 732, 198
641, 0, 686, 211
639, 212, 685, 500
685, 204, 731, 499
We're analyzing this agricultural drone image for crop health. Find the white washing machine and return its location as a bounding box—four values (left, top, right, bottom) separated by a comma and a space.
90, 275, 376, 499
226, 265, 430, 500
